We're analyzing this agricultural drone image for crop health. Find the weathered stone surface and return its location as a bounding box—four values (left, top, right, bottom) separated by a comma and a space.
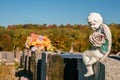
46, 53, 64, 80
101, 57, 120, 80
6, 52, 14, 63
0, 51, 14, 64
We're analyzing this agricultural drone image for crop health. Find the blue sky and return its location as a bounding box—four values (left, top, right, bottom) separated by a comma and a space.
0, 0, 120, 27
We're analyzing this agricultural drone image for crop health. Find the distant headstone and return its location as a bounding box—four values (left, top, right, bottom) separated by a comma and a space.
0, 52, 2, 60
2, 51, 7, 60
35, 52, 42, 63
6, 52, 14, 63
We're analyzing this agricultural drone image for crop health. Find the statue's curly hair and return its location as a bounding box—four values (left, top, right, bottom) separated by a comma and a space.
87, 12, 103, 25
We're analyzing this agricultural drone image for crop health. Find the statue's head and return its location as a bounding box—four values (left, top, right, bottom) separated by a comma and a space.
87, 12, 103, 30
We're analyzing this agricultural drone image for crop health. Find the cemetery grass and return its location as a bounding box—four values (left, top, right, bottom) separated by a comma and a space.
0, 65, 18, 80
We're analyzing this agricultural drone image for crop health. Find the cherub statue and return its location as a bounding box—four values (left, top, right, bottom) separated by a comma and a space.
82, 12, 112, 77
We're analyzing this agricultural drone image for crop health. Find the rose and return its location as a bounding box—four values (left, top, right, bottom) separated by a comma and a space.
89, 32, 105, 47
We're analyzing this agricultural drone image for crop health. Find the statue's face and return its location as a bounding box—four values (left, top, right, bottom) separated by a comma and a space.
88, 20, 100, 31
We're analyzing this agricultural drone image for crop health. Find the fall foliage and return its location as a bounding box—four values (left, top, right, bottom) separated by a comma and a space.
0, 23, 120, 54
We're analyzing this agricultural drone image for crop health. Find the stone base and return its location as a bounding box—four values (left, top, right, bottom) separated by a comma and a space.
101, 57, 120, 80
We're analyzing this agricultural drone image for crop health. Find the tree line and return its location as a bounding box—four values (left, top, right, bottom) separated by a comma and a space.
0, 23, 120, 54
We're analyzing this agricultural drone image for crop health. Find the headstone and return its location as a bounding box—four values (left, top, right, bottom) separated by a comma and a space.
31, 51, 37, 80
64, 58, 78, 80
35, 52, 42, 63
41, 52, 47, 80
0, 52, 2, 60
101, 57, 120, 80
6, 52, 14, 63
46, 53, 64, 80
1, 51, 7, 60
40, 52, 64, 80
40, 52, 105, 80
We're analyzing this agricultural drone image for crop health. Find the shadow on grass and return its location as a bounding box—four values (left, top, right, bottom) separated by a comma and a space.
15, 69, 33, 80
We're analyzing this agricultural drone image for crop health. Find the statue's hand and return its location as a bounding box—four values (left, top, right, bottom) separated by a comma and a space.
93, 43, 101, 47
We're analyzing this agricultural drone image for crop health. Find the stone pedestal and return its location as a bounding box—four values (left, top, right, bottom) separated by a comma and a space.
101, 57, 120, 80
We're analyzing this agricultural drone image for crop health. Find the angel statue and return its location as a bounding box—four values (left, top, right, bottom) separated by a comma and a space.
82, 12, 112, 77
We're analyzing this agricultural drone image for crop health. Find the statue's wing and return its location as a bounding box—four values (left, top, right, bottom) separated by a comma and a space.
101, 24, 112, 60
